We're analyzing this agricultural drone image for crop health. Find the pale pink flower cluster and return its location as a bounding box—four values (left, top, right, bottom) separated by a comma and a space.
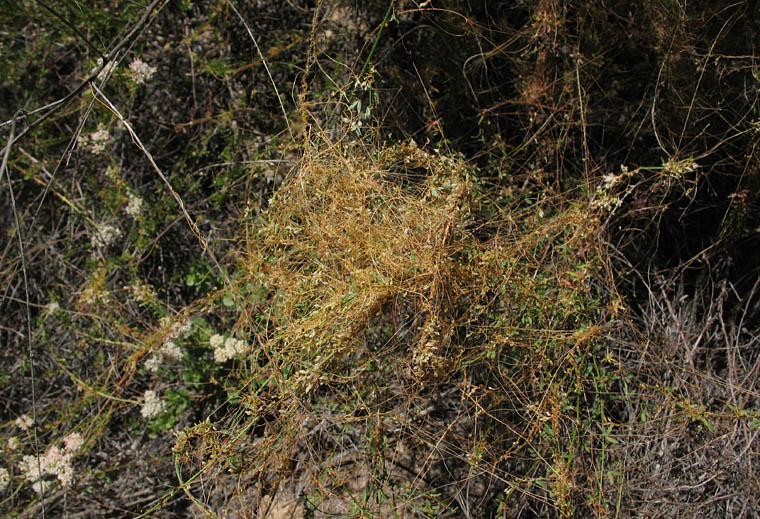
128, 58, 157, 84
210, 333, 250, 363
18, 433, 83, 493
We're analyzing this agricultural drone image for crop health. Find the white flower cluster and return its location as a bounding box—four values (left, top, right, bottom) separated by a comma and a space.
161, 316, 192, 341
591, 193, 622, 212
210, 333, 250, 363
592, 165, 631, 214
0, 467, 9, 492
125, 192, 143, 218
144, 318, 191, 372
140, 390, 165, 419
79, 285, 109, 306
90, 222, 121, 249
602, 173, 620, 191
144, 340, 183, 373
662, 157, 697, 177
44, 301, 60, 315
63, 433, 84, 452
14, 414, 33, 431
126, 279, 156, 304
7, 437, 20, 450
18, 432, 83, 493
128, 58, 157, 84
77, 123, 110, 154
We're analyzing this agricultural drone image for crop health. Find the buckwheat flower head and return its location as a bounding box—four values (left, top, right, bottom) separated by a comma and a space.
140, 390, 165, 419
144, 353, 163, 373
44, 301, 60, 315
0, 467, 9, 492
90, 223, 121, 249
7, 437, 20, 451
18, 455, 39, 481
225, 336, 249, 356
591, 192, 622, 213
213, 344, 234, 363
212, 335, 250, 363
78, 123, 110, 154
125, 192, 143, 218
79, 285, 109, 306
174, 320, 192, 339
43, 446, 74, 486
63, 432, 84, 453
161, 341, 182, 361
15, 414, 33, 431
18, 441, 79, 493
209, 333, 225, 349
161, 317, 192, 341
128, 58, 157, 84
127, 279, 156, 304
31, 478, 52, 495
602, 173, 619, 191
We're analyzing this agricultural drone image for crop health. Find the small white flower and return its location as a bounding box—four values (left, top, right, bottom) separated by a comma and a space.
44, 301, 60, 315
90, 223, 121, 249
140, 390, 165, 419
125, 192, 143, 218
42, 446, 72, 486
18, 440, 79, 492
128, 58, 157, 84
7, 437, 20, 451
15, 414, 33, 431
79, 285, 109, 306
78, 123, 110, 154
173, 320, 192, 339
212, 335, 249, 363
0, 467, 9, 491
602, 173, 619, 191
591, 192, 622, 213
63, 433, 84, 453
213, 345, 233, 363
18, 455, 38, 481
127, 280, 156, 303
144, 353, 162, 373
209, 334, 225, 349
161, 341, 182, 361
162, 317, 192, 341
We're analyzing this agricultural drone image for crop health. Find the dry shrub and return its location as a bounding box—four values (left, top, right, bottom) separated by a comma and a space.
249, 139, 473, 380
171, 124, 619, 517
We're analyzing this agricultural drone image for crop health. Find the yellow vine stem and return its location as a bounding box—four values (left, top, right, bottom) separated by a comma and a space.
52, 357, 139, 406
